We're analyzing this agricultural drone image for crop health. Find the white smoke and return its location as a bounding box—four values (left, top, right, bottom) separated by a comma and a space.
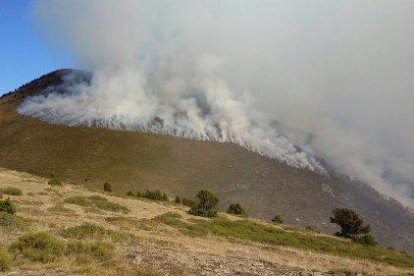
19, 0, 414, 207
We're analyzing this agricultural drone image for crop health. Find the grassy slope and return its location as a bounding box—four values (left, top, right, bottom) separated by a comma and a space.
0, 168, 413, 276
0, 70, 414, 255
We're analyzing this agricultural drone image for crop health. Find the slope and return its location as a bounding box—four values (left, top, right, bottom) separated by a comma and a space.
0, 70, 413, 254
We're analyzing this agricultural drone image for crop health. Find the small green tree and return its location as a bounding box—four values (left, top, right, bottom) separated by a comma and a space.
271, 215, 283, 224
330, 208, 370, 239
189, 190, 219, 218
126, 191, 134, 196
103, 182, 112, 192
227, 203, 246, 216
0, 199, 16, 215
174, 196, 181, 204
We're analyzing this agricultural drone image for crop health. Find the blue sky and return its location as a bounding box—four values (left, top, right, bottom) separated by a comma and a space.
0, 1, 73, 95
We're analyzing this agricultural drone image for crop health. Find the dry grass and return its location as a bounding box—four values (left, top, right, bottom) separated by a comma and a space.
0, 168, 412, 275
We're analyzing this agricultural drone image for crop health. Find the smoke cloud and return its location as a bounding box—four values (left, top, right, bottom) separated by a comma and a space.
19, 1, 414, 207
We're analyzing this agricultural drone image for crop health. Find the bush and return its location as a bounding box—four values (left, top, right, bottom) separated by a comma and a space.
174, 196, 181, 204
189, 190, 219, 218
136, 191, 142, 197
2, 187, 22, 196
227, 203, 246, 216
48, 178, 62, 186
142, 190, 168, 201
10, 232, 64, 262
59, 223, 109, 239
0, 246, 13, 271
354, 234, 378, 246
103, 182, 112, 192
330, 208, 370, 239
271, 215, 283, 224
182, 198, 196, 208
126, 191, 134, 196
0, 199, 16, 215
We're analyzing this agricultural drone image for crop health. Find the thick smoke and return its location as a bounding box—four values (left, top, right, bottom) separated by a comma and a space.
20, 1, 414, 207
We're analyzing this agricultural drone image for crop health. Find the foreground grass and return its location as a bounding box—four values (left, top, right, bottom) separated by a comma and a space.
8, 231, 159, 276
0, 246, 13, 271
154, 212, 414, 269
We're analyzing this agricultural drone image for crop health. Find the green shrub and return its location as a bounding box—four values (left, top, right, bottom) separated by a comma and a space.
0, 246, 13, 271
136, 191, 143, 197
189, 190, 219, 218
0, 199, 16, 215
126, 191, 134, 196
227, 203, 246, 216
174, 196, 181, 204
271, 215, 283, 224
48, 178, 62, 186
142, 190, 168, 201
353, 234, 378, 246
182, 198, 196, 208
10, 232, 64, 262
64, 196, 91, 207
2, 187, 22, 196
103, 182, 112, 192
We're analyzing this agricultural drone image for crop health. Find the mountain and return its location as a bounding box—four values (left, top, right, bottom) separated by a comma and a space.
1, 69, 414, 254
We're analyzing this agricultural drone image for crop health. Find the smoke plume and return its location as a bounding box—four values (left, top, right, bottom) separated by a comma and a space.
19, 0, 414, 207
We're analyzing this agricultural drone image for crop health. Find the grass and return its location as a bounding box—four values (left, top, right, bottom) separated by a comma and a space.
10, 231, 65, 262
1, 186, 23, 196
66, 240, 115, 262
58, 223, 130, 242
64, 195, 129, 213
0, 246, 13, 271
154, 212, 414, 269
0, 212, 33, 232
10, 231, 117, 267
47, 204, 76, 215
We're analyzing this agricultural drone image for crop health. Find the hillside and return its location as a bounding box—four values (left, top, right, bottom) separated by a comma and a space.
0, 70, 414, 254
0, 168, 413, 275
